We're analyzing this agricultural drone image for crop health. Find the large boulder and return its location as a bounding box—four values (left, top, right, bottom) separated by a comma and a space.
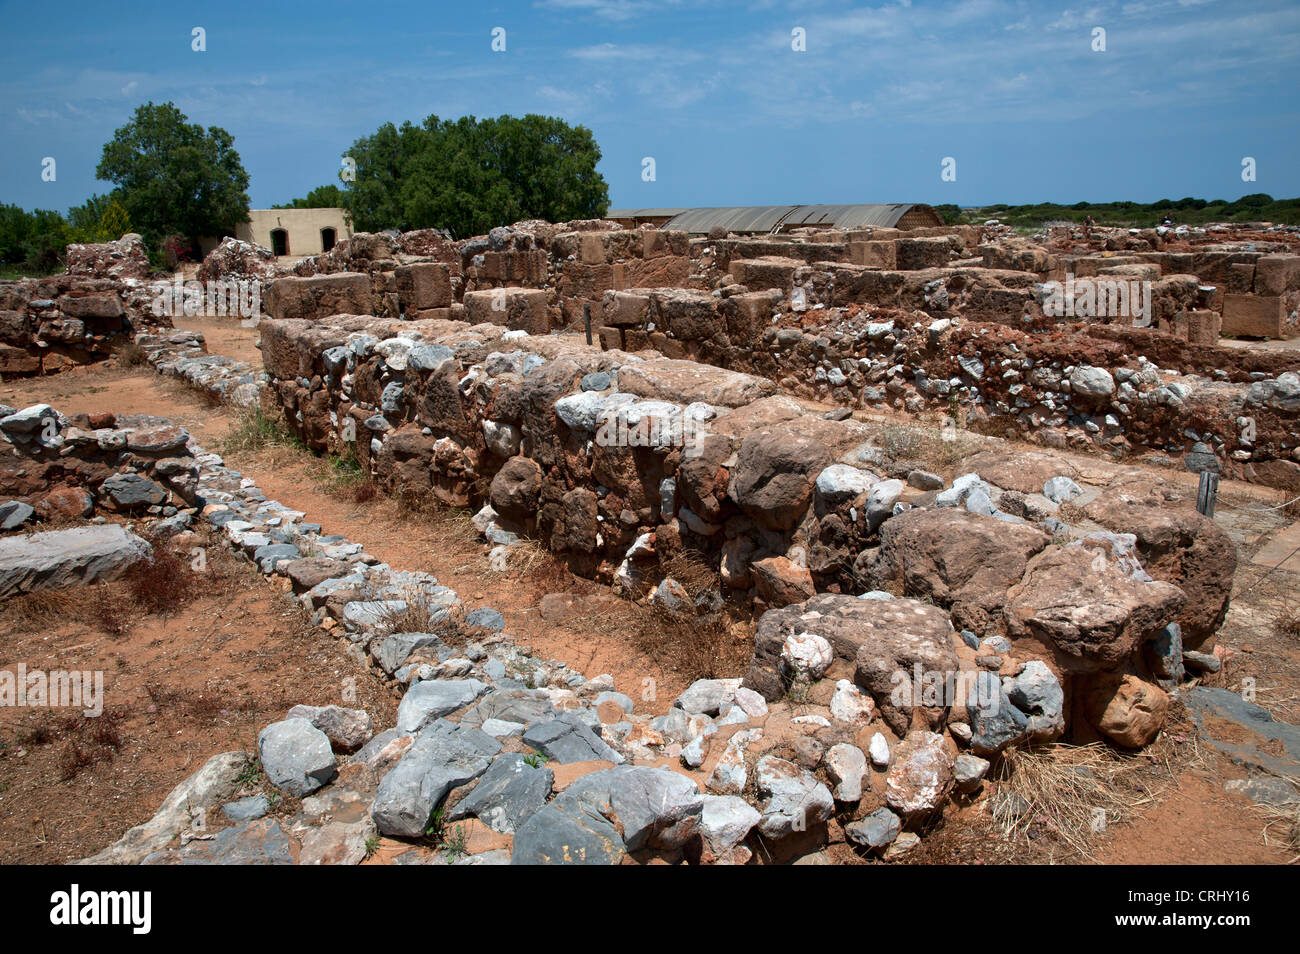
372, 719, 502, 837
1003, 546, 1186, 673
729, 418, 854, 531
861, 508, 1050, 630
488, 455, 543, 520
1083, 673, 1170, 748
1085, 500, 1236, 650
744, 594, 958, 736
0, 524, 151, 598
884, 731, 955, 818
257, 718, 338, 797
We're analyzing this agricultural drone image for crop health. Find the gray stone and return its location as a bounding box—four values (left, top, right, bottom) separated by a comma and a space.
1183, 649, 1221, 673
561, 765, 704, 851
510, 787, 626, 865
257, 718, 338, 797
1223, 777, 1300, 807
907, 470, 944, 491
1042, 476, 1084, 504
968, 670, 1029, 756
1069, 365, 1115, 399
826, 743, 868, 801
1004, 660, 1065, 742
1145, 622, 1185, 685
522, 712, 625, 764
465, 607, 506, 631
0, 524, 151, 599
285, 704, 374, 752
954, 753, 989, 792
674, 678, 742, 716
396, 678, 492, 733
698, 794, 760, 859
447, 753, 553, 833
755, 756, 834, 838
815, 464, 875, 509
143, 819, 296, 865
460, 688, 558, 729
372, 719, 502, 837
221, 795, 269, 822
374, 632, 450, 675
0, 500, 35, 530
581, 371, 611, 391
1185, 687, 1300, 778
101, 472, 168, 508
844, 807, 902, 850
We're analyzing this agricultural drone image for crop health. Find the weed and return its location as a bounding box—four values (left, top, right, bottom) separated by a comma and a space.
220, 404, 298, 456
124, 536, 198, 615
116, 341, 147, 368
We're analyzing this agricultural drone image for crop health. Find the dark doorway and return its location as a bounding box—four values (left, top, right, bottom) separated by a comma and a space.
270, 228, 289, 256
320, 227, 337, 252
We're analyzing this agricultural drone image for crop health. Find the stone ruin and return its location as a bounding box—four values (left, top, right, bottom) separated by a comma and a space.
0, 215, 1295, 864
0, 234, 175, 376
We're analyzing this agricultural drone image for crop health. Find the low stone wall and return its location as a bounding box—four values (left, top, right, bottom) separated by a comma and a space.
250, 312, 1238, 755
591, 287, 1300, 490
0, 400, 1213, 865
0, 235, 174, 377
135, 328, 266, 408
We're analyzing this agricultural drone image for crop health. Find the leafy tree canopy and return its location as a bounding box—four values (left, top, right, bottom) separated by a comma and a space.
273, 184, 347, 209
340, 113, 609, 238
96, 101, 250, 244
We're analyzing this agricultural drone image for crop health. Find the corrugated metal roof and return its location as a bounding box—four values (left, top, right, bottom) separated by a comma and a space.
605, 208, 687, 219
658, 203, 940, 234
783, 204, 916, 229
661, 206, 803, 234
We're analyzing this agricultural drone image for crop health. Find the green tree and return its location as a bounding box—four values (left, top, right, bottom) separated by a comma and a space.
273, 184, 347, 209
340, 113, 609, 237
96, 101, 250, 245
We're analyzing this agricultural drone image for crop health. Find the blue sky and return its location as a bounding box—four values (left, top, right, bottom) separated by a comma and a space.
2, 0, 1298, 215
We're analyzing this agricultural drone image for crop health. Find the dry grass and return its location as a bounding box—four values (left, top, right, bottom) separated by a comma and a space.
879, 422, 982, 470
660, 549, 719, 600
123, 534, 199, 615
115, 341, 146, 368
375, 588, 450, 636
991, 730, 1201, 860
1275, 600, 1300, 641
51, 709, 128, 781
1255, 793, 1300, 862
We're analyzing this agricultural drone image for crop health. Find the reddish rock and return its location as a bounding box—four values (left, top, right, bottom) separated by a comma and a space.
1004, 546, 1186, 673
750, 556, 816, 607
1084, 673, 1170, 748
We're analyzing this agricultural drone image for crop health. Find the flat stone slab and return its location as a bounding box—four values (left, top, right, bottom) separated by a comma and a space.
1186, 686, 1300, 778
0, 523, 151, 598
1251, 521, 1300, 574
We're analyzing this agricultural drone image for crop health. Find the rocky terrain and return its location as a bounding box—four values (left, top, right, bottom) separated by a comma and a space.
0, 223, 1297, 865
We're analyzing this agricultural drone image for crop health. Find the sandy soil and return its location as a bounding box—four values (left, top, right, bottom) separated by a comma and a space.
0, 540, 398, 864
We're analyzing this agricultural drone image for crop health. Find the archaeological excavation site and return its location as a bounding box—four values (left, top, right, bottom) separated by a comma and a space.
3, 212, 1298, 873
2, 7, 1298, 911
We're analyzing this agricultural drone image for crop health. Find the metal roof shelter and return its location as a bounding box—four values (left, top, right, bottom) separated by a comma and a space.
604, 208, 687, 227
653, 203, 943, 234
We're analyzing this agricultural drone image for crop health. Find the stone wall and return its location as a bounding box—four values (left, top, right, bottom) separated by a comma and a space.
0, 235, 173, 377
